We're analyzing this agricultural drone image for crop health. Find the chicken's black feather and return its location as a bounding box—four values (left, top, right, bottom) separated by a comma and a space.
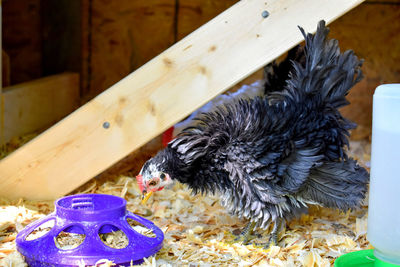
263, 44, 305, 94
143, 21, 369, 230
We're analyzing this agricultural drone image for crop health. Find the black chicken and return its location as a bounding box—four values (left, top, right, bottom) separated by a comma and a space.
136, 21, 369, 246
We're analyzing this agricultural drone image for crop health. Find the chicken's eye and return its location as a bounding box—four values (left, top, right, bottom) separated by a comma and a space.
149, 180, 158, 187
160, 173, 166, 180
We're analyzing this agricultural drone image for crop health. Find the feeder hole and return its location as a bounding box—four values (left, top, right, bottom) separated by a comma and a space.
25, 219, 55, 241
127, 217, 156, 238
55, 225, 86, 250
99, 224, 129, 249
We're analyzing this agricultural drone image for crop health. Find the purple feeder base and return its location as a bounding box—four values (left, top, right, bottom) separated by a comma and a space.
16, 194, 164, 266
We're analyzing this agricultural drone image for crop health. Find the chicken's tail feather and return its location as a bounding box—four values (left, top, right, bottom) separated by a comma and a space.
298, 159, 369, 210
263, 45, 305, 94
286, 20, 363, 109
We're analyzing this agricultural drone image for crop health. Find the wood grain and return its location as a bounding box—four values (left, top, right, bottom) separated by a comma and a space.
1, 5, 3, 145
2, 0, 42, 85
41, 0, 82, 77
82, 0, 176, 100
0, 0, 364, 200
2, 50, 11, 87
2, 73, 80, 144
330, 2, 400, 139
177, 0, 238, 40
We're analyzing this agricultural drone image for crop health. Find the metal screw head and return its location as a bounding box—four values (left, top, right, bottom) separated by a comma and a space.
103, 122, 110, 129
262, 10, 269, 18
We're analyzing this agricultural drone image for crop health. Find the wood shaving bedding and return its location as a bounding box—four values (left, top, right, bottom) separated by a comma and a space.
0, 140, 371, 266
55, 232, 86, 250
99, 231, 129, 249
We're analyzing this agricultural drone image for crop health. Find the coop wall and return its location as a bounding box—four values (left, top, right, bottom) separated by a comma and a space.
2, 0, 400, 145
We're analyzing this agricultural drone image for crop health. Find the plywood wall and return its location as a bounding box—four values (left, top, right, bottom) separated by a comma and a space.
81, 0, 177, 100
2, 0, 82, 86
2, 0, 42, 84
330, 1, 400, 139
176, 0, 237, 40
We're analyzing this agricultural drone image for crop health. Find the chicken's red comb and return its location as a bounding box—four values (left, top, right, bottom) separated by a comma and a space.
136, 174, 144, 192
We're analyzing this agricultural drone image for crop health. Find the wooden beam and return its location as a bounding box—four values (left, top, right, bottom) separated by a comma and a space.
2, 73, 80, 143
0, 0, 364, 200
2, 50, 11, 87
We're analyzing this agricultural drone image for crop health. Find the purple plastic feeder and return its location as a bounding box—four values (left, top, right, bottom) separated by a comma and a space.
16, 194, 164, 266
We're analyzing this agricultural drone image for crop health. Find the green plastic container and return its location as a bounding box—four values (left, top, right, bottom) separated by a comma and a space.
335, 250, 400, 267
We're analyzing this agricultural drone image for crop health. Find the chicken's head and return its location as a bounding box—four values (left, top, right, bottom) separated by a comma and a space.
136, 159, 172, 204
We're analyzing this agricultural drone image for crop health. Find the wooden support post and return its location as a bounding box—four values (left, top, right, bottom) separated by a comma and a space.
2, 73, 80, 143
2, 50, 10, 87
1, 4, 3, 144
0, 0, 364, 200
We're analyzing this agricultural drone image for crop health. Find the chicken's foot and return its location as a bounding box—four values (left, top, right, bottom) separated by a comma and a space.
265, 218, 285, 248
248, 218, 286, 249
231, 221, 256, 245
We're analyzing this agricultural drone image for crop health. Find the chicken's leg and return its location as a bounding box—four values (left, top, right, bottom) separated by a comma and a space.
232, 221, 256, 245
265, 218, 285, 248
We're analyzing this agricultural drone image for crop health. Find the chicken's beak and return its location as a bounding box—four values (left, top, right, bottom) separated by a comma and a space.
141, 191, 153, 204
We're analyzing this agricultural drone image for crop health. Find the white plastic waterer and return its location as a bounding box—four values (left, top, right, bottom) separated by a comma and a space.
368, 84, 400, 265
335, 84, 400, 267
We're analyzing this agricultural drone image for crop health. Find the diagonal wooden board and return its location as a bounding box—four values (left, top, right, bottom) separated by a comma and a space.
0, 0, 364, 200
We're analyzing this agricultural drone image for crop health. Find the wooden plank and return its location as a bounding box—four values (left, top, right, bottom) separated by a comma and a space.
177, 0, 267, 93
2, 73, 80, 143
0, 0, 364, 200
